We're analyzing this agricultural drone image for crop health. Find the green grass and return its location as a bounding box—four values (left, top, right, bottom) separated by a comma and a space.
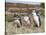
5, 16, 13, 22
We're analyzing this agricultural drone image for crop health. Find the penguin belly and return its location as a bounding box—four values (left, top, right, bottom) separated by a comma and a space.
33, 15, 40, 27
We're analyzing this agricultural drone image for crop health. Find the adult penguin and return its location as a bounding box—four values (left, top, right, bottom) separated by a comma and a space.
32, 10, 41, 27
36, 10, 41, 27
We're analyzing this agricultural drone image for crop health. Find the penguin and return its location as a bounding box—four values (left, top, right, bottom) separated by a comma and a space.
32, 10, 41, 27
36, 10, 41, 27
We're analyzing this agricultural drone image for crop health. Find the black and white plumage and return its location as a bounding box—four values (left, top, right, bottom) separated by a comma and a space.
36, 11, 41, 27
32, 10, 41, 27
23, 16, 30, 24
13, 17, 21, 28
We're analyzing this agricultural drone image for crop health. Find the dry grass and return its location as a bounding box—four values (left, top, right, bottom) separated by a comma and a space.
5, 16, 45, 35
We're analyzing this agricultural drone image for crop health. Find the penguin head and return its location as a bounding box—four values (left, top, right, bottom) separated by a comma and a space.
32, 9, 36, 13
